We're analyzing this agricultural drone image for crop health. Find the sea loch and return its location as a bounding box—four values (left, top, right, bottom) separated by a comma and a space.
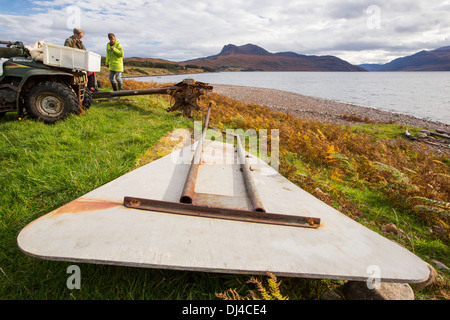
138, 71, 450, 125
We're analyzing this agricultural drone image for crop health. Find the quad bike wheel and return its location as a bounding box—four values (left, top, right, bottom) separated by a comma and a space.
26, 82, 79, 124
82, 88, 92, 111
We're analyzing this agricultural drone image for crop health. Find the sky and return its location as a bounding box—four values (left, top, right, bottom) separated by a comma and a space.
1, 0, 449, 65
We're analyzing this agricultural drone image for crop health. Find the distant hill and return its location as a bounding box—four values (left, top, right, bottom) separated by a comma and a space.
182, 44, 366, 72
359, 46, 450, 71
358, 63, 383, 71
124, 56, 179, 65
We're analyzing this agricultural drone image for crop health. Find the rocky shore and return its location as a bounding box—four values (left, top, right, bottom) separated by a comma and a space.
212, 84, 450, 133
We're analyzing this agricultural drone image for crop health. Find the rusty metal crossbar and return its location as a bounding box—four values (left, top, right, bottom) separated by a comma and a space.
123, 102, 321, 229
123, 196, 320, 228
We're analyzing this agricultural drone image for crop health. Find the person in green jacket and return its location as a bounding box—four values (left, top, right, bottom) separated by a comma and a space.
106, 33, 124, 91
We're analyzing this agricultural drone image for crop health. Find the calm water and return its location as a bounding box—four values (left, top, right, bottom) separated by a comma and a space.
136, 72, 450, 125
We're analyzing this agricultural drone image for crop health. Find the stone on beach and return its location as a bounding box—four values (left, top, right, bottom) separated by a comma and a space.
213, 84, 449, 133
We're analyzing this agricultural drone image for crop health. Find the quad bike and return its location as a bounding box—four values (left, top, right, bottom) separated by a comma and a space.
1, 41, 213, 123
0, 41, 92, 123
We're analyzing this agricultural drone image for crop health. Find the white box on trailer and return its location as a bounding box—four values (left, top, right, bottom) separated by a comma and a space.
43, 42, 101, 72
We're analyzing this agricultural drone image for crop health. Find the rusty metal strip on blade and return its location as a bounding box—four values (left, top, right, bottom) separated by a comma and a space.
233, 133, 266, 213
123, 196, 321, 229
179, 103, 212, 204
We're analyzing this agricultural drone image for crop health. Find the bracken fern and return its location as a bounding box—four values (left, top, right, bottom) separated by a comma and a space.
215, 273, 288, 300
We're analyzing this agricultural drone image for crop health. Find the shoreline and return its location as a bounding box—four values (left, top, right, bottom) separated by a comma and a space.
212, 84, 450, 132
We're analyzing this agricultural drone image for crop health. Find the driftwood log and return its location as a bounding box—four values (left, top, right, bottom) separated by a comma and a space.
405, 129, 450, 150
420, 130, 450, 140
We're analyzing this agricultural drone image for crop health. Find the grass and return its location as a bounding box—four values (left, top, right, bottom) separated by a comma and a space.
1, 79, 449, 300
0, 93, 202, 299
349, 123, 423, 140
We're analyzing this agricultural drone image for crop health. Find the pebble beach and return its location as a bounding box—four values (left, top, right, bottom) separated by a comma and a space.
212, 84, 450, 133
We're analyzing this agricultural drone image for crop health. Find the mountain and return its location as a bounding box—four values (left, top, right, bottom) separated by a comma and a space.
358, 63, 383, 71
182, 44, 366, 72
219, 43, 272, 56
359, 46, 450, 71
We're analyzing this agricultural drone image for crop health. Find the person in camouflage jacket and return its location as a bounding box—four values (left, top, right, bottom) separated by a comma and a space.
64, 28, 86, 50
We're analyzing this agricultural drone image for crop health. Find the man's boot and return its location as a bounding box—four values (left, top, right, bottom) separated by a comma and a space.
118, 82, 123, 91
111, 83, 118, 91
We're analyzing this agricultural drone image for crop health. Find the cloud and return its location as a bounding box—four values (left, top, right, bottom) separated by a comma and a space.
0, 0, 449, 64
325, 0, 378, 20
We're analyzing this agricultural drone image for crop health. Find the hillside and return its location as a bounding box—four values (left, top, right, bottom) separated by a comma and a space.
359, 46, 450, 71
182, 44, 366, 72
119, 56, 211, 76
124, 56, 179, 65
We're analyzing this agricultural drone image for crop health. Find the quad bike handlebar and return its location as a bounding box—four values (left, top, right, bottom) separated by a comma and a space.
0, 41, 30, 56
